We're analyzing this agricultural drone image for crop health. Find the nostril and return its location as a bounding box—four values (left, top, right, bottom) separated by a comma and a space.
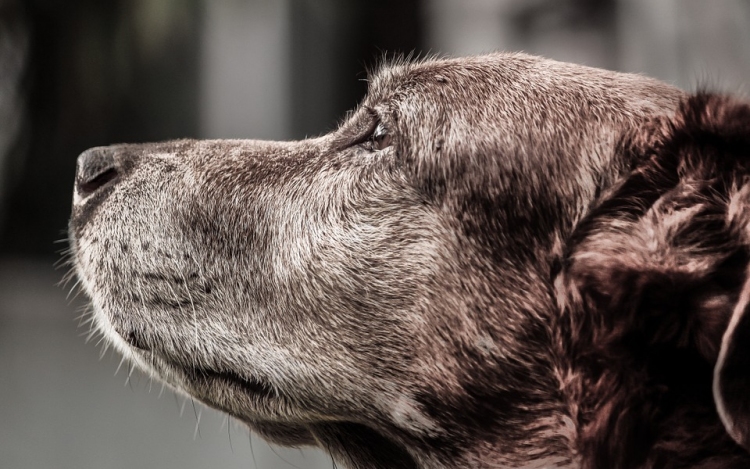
78, 167, 118, 196
76, 147, 119, 196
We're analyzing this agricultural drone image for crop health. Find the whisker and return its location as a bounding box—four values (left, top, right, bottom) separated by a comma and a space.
249, 432, 259, 469
125, 362, 135, 390
191, 397, 199, 420
268, 443, 304, 469
83, 329, 97, 344
115, 357, 125, 376
193, 405, 202, 440
94, 333, 108, 348
226, 415, 234, 453
98, 342, 110, 360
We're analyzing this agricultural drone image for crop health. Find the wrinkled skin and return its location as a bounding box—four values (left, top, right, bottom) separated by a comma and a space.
69, 53, 750, 468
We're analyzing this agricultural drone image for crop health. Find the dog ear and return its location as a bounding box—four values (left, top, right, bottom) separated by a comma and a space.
560, 93, 750, 464
715, 271, 750, 449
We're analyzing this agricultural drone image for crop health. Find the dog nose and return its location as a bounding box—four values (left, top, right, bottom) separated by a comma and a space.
75, 147, 119, 197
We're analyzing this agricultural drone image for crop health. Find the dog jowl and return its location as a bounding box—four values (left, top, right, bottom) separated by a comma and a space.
68, 53, 750, 468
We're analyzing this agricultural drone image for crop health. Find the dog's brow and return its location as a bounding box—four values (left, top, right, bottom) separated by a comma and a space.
332, 107, 379, 150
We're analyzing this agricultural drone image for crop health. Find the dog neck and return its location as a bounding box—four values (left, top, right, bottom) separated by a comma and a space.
313, 414, 579, 469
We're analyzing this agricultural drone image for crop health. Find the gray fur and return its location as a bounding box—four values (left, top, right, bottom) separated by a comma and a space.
68, 53, 750, 468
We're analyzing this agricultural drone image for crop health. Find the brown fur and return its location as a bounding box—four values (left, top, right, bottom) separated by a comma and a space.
557, 94, 750, 468
68, 53, 750, 468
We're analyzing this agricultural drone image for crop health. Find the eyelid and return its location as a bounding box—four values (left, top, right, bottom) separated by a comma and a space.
373, 122, 387, 138
347, 113, 381, 148
368, 121, 393, 151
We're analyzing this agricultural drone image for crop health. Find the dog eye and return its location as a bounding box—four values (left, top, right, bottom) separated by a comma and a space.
367, 123, 392, 151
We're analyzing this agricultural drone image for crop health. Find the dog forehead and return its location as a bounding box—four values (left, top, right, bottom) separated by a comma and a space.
365, 52, 681, 118
365, 53, 548, 103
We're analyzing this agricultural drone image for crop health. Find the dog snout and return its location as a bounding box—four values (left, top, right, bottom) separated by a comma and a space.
75, 147, 120, 197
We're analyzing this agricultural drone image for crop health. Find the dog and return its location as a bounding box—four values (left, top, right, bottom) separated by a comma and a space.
68, 52, 750, 468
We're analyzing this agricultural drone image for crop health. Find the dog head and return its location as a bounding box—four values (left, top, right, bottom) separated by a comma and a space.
68, 53, 750, 468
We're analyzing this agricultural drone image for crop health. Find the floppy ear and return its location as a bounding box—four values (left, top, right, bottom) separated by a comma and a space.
715, 269, 750, 449
559, 93, 750, 466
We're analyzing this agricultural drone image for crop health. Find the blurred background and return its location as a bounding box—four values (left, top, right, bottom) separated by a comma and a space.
0, 1, 749, 468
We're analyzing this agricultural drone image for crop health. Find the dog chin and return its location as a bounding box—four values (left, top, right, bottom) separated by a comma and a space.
136, 349, 305, 425
250, 421, 317, 446
177, 367, 318, 445
117, 348, 316, 445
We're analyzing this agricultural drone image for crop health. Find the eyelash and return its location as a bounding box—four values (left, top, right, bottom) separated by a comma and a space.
362, 122, 393, 152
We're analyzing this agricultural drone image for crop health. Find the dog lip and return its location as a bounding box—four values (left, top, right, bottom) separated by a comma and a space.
144, 353, 276, 400
186, 367, 275, 397
123, 329, 150, 351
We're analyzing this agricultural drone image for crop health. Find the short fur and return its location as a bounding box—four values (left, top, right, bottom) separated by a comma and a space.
68, 53, 750, 468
